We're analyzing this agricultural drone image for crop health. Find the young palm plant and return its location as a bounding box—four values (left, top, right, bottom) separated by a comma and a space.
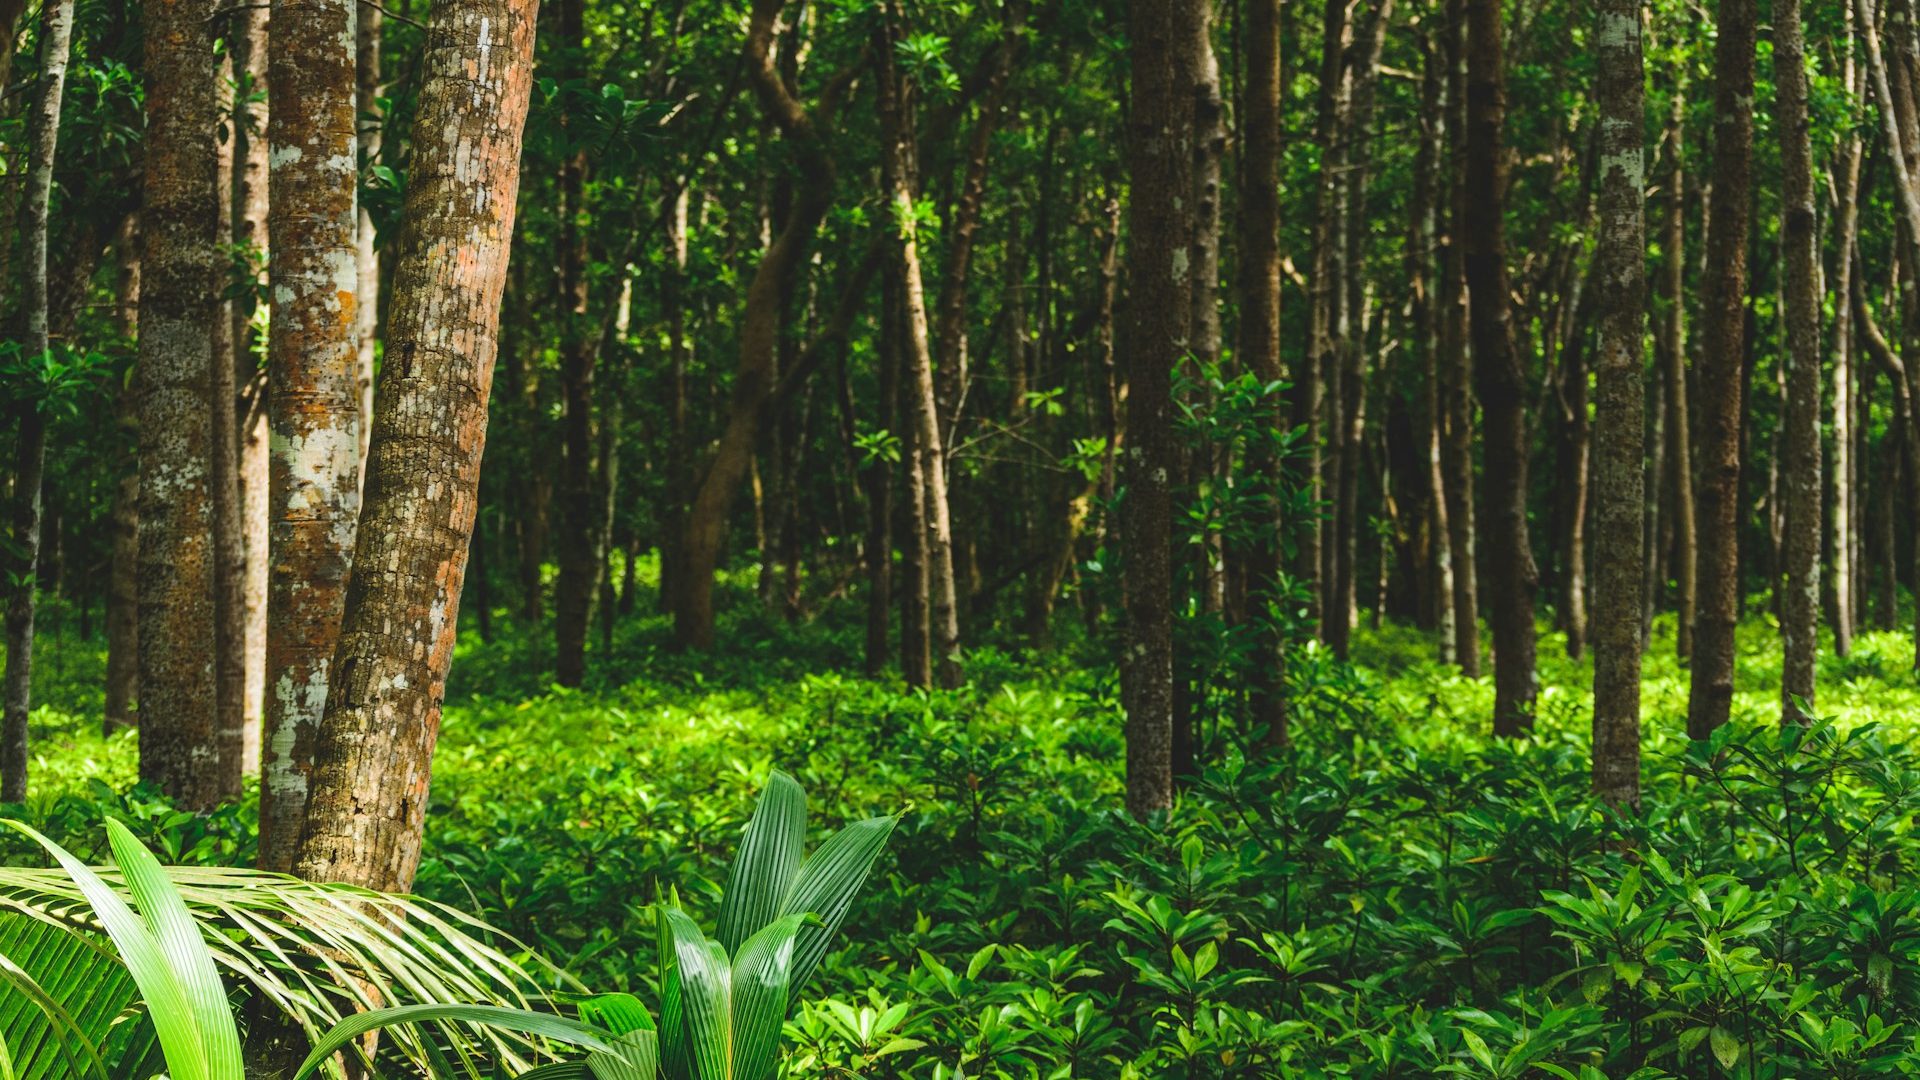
297, 770, 896, 1079
0, 818, 565, 1079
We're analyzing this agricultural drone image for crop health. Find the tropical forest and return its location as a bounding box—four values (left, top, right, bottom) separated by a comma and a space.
0, 0, 1917, 1074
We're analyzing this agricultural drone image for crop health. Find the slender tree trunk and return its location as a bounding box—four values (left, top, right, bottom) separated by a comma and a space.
553, 0, 597, 687
676, 0, 835, 650
1439, 0, 1480, 674
208, 50, 249, 790
1663, 87, 1697, 661
259, 0, 364, 871
292, 0, 536, 893
1121, 0, 1202, 818
1466, 0, 1538, 735
105, 215, 141, 734
1687, 0, 1756, 740
1301, 0, 1351, 635
1557, 294, 1592, 659
861, 331, 896, 677
1589, 0, 1645, 808
898, 300, 932, 688
660, 188, 692, 616
1411, 31, 1457, 667
234, 0, 270, 770
137, 0, 231, 808
1828, 15, 1863, 658
1238, 0, 1289, 744
1777, 0, 1822, 723
0, 0, 74, 801
877, 4, 963, 688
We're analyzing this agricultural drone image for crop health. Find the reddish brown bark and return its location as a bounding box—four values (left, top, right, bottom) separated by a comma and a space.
293, 0, 537, 893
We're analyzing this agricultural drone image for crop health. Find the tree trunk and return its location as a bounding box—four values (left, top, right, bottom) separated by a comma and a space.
898, 294, 932, 688
1828, 10, 1863, 658
876, 3, 963, 689
1662, 87, 1697, 661
234, 0, 271, 770
676, 0, 835, 650
1301, 0, 1351, 636
292, 0, 536, 893
1686, 0, 1756, 740
1121, 0, 1202, 818
137, 0, 231, 809
1589, 0, 1645, 808
554, 0, 597, 688
1466, 0, 1538, 736
1777, 0, 1822, 723
208, 48, 249, 791
259, 0, 365, 872
1238, 0, 1289, 745
0, 0, 74, 800
105, 214, 141, 735
1411, 30, 1457, 667
1439, 0, 1480, 674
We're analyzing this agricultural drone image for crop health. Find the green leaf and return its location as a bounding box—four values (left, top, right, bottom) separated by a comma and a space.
2, 819, 212, 1080
1460, 1028, 1494, 1071
578, 993, 656, 1036
294, 1005, 618, 1079
1709, 1025, 1741, 1069
105, 819, 244, 1080
779, 816, 897, 997
588, 1029, 660, 1080
664, 908, 731, 1080
716, 773, 806, 954
730, 913, 810, 1080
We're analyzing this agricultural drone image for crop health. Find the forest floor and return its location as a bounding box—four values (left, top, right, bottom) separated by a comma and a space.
12, 580, 1920, 1075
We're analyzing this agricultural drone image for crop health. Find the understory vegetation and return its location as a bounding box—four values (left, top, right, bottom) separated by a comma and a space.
13, 575, 1920, 1078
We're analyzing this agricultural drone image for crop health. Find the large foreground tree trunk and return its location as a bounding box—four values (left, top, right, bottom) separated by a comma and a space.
1686, 0, 1756, 740
137, 0, 233, 809
1589, 0, 1646, 808
1465, 0, 1537, 736
292, 0, 536, 893
0, 0, 75, 801
258, 0, 363, 872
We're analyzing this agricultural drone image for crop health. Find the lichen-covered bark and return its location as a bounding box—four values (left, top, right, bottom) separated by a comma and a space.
136, 0, 228, 809
259, 0, 363, 872
0, 0, 75, 801
1589, 0, 1645, 808
1122, 0, 1202, 818
1776, 0, 1822, 724
291, 0, 536, 893
1465, 0, 1538, 737
1686, 0, 1755, 740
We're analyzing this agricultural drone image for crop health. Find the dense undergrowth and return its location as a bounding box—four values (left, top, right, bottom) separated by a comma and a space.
12, 577, 1920, 1077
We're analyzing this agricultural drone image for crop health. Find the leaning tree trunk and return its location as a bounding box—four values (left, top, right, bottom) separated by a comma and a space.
258, 0, 363, 873
1589, 0, 1646, 808
1465, 0, 1538, 736
1686, 0, 1756, 740
137, 0, 232, 809
876, 5, 963, 688
1776, 0, 1822, 724
0, 0, 74, 801
676, 0, 835, 650
1121, 0, 1202, 818
292, 0, 536, 894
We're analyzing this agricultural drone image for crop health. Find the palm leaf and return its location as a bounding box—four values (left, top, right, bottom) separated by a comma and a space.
777, 816, 896, 998
727, 914, 809, 1080
294, 1003, 621, 1079
715, 772, 805, 954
